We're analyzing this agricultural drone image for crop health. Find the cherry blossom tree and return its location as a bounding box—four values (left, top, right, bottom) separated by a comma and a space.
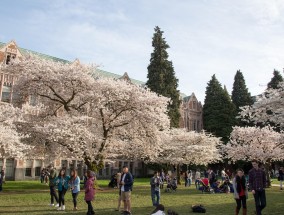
240, 81, 284, 129
153, 129, 222, 166
0, 104, 32, 158
2, 57, 171, 170
2, 56, 98, 114
223, 126, 283, 163
222, 126, 284, 186
148, 128, 222, 184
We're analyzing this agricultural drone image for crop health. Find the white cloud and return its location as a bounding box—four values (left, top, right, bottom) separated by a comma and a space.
1, 0, 284, 103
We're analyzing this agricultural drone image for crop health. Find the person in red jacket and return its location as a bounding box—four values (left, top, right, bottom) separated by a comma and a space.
85, 170, 95, 215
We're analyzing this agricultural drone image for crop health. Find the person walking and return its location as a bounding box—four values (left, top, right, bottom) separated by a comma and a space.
55, 168, 70, 211
249, 160, 266, 215
120, 166, 133, 215
278, 167, 283, 190
85, 170, 95, 215
150, 171, 162, 206
47, 168, 59, 207
70, 169, 80, 211
233, 169, 248, 215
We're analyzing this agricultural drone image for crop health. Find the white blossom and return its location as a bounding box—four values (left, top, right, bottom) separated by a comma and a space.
222, 126, 284, 163
150, 128, 222, 165
240, 81, 284, 128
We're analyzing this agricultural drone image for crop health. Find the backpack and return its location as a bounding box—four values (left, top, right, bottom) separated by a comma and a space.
192, 205, 206, 213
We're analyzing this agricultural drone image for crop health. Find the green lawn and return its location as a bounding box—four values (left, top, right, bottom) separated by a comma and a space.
0, 179, 283, 215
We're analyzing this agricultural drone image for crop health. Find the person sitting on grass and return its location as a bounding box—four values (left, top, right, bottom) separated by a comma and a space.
151, 204, 165, 215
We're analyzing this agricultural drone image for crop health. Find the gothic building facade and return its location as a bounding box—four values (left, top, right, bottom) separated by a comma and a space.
179, 93, 203, 132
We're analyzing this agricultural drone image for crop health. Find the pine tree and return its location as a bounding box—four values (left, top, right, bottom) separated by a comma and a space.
267, 69, 283, 89
231, 70, 253, 111
146, 26, 181, 127
203, 75, 236, 142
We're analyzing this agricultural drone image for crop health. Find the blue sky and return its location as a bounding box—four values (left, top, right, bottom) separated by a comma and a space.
1, 0, 284, 102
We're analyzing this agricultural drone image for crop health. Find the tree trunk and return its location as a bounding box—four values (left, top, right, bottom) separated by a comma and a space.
177, 164, 181, 185
264, 163, 271, 188
84, 153, 104, 172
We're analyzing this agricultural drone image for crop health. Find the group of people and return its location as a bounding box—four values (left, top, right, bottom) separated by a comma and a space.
194, 160, 267, 215
46, 168, 95, 215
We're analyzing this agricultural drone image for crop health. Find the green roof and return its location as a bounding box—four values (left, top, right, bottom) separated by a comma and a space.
183, 95, 191, 102
0, 41, 144, 85
0, 41, 69, 63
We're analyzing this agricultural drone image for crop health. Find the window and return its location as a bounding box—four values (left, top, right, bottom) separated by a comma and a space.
1, 85, 11, 103
193, 120, 197, 131
193, 101, 196, 110
29, 95, 37, 106
105, 164, 110, 176
5, 159, 14, 178
130, 162, 134, 174
25, 168, 32, 177
6, 55, 11, 65
61, 160, 67, 168
99, 169, 103, 176
5, 53, 16, 65
35, 167, 41, 177
118, 161, 122, 171
123, 162, 128, 168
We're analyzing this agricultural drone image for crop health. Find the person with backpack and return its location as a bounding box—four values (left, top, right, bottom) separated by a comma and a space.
55, 168, 70, 211
233, 169, 248, 215
120, 166, 133, 215
47, 168, 59, 207
70, 169, 80, 211
150, 171, 162, 206
85, 170, 95, 215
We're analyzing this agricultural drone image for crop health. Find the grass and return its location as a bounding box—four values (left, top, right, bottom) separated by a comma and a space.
0, 179, 283, 215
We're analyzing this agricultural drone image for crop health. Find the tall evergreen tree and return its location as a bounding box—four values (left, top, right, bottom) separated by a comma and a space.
146, 26, 181, 127
267, 69, 283, 89
203, 75, 236, 142
232, 70, 253, 111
